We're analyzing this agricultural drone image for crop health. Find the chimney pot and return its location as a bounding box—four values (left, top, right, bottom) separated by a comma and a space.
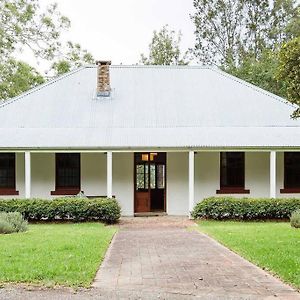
96, 60, 111, 97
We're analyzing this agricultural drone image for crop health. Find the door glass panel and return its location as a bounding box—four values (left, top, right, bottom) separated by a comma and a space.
150, 164, 156, 189
145, 164, 149, 189
136, 164, 145, 189
157, 164, 165, 189
142, 154, 149, 161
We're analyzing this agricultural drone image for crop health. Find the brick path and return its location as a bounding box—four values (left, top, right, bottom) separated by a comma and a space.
93, 217, 300, 299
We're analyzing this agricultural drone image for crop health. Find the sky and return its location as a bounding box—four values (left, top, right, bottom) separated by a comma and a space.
39, 0, 196, 66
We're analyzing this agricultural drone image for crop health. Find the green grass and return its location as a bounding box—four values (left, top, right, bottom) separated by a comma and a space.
0, 223, 116, 287
197, 221, 300, 289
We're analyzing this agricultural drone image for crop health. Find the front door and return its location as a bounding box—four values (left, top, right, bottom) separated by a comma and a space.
134, 153, 166, 213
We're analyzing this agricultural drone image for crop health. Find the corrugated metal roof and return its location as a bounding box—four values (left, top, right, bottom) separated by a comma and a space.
0, 65, 299, 149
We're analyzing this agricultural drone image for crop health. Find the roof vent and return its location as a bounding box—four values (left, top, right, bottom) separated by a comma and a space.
96, 60, 111, 97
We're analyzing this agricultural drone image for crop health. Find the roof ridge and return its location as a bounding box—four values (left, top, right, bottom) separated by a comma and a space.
85, 64, 212, 69
0, 66, 88, 109
211, 68, 295, 109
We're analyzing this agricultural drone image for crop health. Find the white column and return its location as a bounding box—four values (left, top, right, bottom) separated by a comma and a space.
270, 151, 276, 198
25, 151, 31, 199
107, 151, 113, 198
189, 151, 195, 217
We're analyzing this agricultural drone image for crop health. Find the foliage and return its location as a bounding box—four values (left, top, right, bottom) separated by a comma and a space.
0, 212, 28, 234
290, 209, 300, 228
0, 0, 94, 101
192, 197, 300, 220
0, 59, 44, 100
140, 25, 189, 65
51, 41, 94, 76
197, 221, 300, 288
0, 0, 70, 61
227, 49, 286, 98
191, 0, 300, 68
190, 0, 300, 108
0, 197, 121, 224
276, 37, 300, 118
0, 223, 116, 286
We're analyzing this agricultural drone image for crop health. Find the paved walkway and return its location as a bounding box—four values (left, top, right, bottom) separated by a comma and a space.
93, 217, 300, 299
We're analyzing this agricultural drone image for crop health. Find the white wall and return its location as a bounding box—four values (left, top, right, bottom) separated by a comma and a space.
112, 153, 134, 216
81, 153, 106, 196
167, 152, 189, 215
194, 152, 271, 202
195, 152, 219, 201
194, 151, 289, 207
245, 152, 269, 197
31, 153, 55, 198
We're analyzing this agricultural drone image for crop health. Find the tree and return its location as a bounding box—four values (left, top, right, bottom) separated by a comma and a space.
227, 49, 286, 98
191, 0, 244, 68
277, 37, 300, 118
140, 25, 189, 65
0, 59, 44, 100
0, 0, 94, 101
191, 0, 299, 69
51, 42, 94, 76
0, 0, 70, 61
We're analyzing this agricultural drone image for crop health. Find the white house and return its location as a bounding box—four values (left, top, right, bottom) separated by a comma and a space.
0, 61, 300, 216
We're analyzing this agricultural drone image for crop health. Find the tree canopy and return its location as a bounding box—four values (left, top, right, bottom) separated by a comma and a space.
140, 25, 189, 65
277, 37, 300, 118
191, 0, 300, 116
0, 0, 94, 101
0, 59, 44, 100
191, 0, 299, 69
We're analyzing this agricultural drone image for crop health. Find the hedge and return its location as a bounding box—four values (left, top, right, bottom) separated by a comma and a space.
0, 197, 121, 224
192, 197, 300, 220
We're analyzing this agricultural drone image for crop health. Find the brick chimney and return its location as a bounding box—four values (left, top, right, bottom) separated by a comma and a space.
96, 60, 111, 97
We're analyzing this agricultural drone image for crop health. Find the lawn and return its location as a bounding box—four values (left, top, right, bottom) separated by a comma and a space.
197, 221, 300, 289
0, 223, 116, 287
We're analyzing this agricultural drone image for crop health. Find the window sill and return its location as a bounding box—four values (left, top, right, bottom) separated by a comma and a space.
51, 189, 81, 196
280, 188, 300, 194
216, 188, 250, 194
0, 189, 19, 196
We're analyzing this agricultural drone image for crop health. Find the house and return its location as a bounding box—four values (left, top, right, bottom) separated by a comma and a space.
0, 61, 300, 216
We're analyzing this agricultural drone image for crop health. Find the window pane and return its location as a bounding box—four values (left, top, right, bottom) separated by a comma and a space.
150, 164, 156, 189
142, 154, 149, 161
145, 164, 149, 189
0, 153, 15, 188
136, 164, 145, 189
56, 153, 80, 189
220, 152, 244, 188
157, 165, 165, 189
285, 152, 300, 188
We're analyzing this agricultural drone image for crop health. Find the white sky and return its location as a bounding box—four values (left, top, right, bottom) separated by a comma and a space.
39, 0, 196, 65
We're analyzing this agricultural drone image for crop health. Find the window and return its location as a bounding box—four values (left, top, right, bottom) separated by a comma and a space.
217, 152, 249, 194
281, 152, 300, 193
51, 153, 80, 195
0, 153, 18, 195
136, 164, 149, 190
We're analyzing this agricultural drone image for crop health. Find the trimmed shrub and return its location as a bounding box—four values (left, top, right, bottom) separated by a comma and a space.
192, 197, 300, 220
0, 212, 28, 234
291, 210, 300, 228
0, 197, 121, 224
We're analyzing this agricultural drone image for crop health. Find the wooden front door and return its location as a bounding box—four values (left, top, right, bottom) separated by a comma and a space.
134, 153, 166, 213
